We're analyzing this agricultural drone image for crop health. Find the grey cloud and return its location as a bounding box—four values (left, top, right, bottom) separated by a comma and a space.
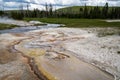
0, 0, 120, 10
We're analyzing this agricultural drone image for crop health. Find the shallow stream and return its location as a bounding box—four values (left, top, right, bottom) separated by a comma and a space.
0, 23, 62, 33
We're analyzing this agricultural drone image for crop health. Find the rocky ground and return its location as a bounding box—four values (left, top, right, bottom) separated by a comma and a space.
0, 26, 119, 80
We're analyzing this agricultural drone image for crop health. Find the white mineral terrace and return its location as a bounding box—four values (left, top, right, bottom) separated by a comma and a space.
0, 20, 120, 80
15, 28, 120, 80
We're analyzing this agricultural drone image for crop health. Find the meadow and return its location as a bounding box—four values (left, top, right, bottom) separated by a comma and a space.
24, 18, 120, 28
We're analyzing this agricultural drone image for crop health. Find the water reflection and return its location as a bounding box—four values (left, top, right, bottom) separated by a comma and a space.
0, 24, 63, 33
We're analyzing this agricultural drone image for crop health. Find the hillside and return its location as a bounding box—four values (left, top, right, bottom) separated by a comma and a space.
56, 6, 119, 13
57, 6, 93, 13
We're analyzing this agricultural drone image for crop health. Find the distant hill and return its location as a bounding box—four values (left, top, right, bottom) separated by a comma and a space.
57, 6, 99, 13
56, 6, 119, 14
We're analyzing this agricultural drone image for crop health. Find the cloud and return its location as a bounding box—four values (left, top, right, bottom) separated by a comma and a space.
0, 0, 120, 10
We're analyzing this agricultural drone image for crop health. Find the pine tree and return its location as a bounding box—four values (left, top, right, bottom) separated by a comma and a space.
83, 4, 88, 18
79, 8, 83, 18
102, 3, 109, 18
0, 10, 4, 16
45, 3, 48, 17
49, 4, 53, 17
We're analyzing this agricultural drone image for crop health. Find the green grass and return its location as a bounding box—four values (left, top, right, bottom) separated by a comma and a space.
24, 18, 120, 28
0, 23, 17, 30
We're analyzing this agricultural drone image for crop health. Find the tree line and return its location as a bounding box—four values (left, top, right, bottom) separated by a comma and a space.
0, 3, 120, 20
57, 3, 120, 19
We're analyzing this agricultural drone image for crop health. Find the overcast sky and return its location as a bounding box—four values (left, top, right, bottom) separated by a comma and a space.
0, 0, 120, 10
